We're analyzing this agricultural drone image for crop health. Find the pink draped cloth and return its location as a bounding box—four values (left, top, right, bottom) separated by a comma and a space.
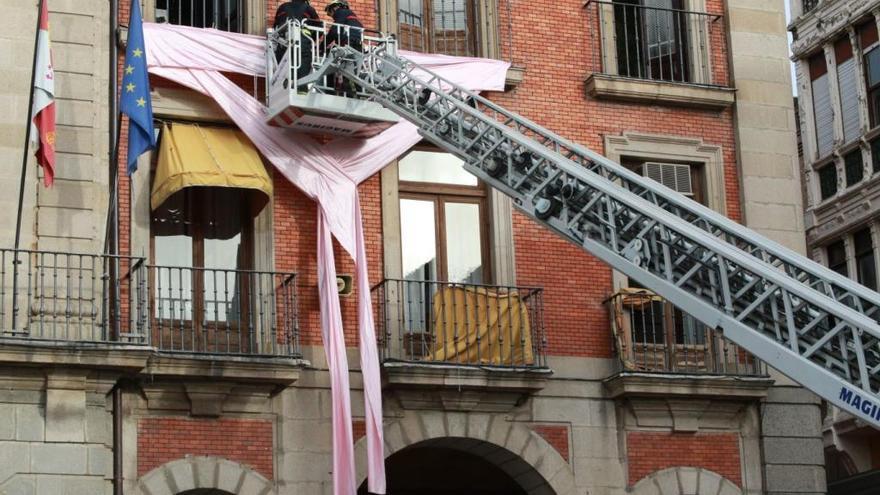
142, 22, 508, 495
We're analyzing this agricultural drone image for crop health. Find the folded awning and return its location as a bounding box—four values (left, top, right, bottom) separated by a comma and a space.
151, 122, 273, 210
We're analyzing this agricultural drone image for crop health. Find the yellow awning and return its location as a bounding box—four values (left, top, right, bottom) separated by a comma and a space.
151, 122, 273, 210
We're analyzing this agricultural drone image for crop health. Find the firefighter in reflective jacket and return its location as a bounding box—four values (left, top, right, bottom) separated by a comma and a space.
273, 0, 321, 88
323, 0, 364, 96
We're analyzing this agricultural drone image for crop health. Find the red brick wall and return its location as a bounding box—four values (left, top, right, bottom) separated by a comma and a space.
531, 425, 570, 462
626, 432, 742, 487
489, 0, 739, 358
138, 417, 275, 479
121, 0, 741, 359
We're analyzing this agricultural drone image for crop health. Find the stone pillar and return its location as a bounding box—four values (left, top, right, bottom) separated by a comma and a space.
760, 385, 827, 494
724, 1, 826, 493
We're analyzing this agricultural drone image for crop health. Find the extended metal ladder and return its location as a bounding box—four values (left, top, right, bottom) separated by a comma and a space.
297, 34, 880, 428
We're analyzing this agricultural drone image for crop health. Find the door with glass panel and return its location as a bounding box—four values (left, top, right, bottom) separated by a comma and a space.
151, 187, 255, 353
397, 149, 489, 358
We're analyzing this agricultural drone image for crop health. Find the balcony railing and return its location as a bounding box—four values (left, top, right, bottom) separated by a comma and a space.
608, 289, 766, 375
0, 249, 150, 344
149, 265, 298, 357
585, 0, 724, 86
373, 279, 547, 368
0, 249, 299, 358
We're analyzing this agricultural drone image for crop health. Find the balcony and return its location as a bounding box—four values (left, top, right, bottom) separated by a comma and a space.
607, 288, 765, 376
583, 0, 735, 109
372, 279, 550, 411
373, 279, 547, 368
605, 289, 772, 404
0, 249, 299, 360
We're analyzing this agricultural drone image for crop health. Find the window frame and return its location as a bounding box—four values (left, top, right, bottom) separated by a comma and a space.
397, 146, 492, 283
142, 0, 260, 34
149, 166, 258, 332
396, 0, 479, 57
625, 158, 706, 347
853, 228, 877, 290
844, 148, 865, 187
612, 0, 692, 83
827, 239, 848, 277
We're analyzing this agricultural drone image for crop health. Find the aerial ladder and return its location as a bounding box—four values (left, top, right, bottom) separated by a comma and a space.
267, 21, 880, 428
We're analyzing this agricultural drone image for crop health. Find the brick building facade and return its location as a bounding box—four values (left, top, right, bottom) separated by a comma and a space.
0, 0, 819, 494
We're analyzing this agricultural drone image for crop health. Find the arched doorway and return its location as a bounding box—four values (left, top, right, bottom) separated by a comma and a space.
358, 438, 554, 495
179, 491, 235, 495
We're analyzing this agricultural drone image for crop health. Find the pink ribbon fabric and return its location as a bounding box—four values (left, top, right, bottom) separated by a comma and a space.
143, 22, 508, 495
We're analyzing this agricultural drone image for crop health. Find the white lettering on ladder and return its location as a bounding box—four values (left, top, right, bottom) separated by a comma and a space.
839, 386, 880, 420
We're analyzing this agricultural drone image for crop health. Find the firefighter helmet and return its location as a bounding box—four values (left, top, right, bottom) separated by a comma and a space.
325, 0, 348, 15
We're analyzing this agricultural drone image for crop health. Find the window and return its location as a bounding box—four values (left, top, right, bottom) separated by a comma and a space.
827, 239, 848, 277
151, 187, 254, 324
818, 163, 838, 200
836, 38, 860, 144
397, 0, 477, 56
628, 159, 705, 346
613, 0, 691, 83
810, 52, 834, 157
154, 0, 244, 32
862, 21, 880, 128
844, 149, 864, 187
872, 138, 880, 173
397, 150, 488, 332
802, 0, 819, 14
854, 229, 877, 290
398, 149, 488, 284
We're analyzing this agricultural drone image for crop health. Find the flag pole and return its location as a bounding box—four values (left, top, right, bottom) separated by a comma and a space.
11, 0, 47, 333
14, 0, 47, 253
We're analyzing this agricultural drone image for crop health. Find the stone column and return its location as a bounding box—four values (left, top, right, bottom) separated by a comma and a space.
724, 1, 826, 493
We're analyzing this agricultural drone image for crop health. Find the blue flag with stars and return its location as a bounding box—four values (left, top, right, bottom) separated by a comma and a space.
120, 0, 155, 175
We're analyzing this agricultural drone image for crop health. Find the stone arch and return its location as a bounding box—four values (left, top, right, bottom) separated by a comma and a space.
630, 467, 742, 495
354, 411, 576, 495
138, 456, 277, 495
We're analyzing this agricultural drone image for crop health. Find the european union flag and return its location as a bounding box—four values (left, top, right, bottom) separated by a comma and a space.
120, 0, 155, 175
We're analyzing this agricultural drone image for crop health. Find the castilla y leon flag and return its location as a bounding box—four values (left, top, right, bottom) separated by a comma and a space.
31, 0, 56, 187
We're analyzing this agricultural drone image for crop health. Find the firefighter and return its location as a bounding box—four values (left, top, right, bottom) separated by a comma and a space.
323, 0, 364, 96
273, 0, 322, 89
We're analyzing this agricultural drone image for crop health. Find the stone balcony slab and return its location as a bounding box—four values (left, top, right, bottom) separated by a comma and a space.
585, 73, 736, 110
383, 362, 551, 413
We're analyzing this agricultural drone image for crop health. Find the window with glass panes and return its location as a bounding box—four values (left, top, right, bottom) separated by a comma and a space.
397, 0, 477, 56
154, 0, 244, 32
861, 21, 880, 128
398, 149, 489, 284
854, 228, 877, 290
844, 149, 864, 187
827, 239, 848, 277
818, 163, 838, 199
626, 159, 705, 347
872, 138, 880, 173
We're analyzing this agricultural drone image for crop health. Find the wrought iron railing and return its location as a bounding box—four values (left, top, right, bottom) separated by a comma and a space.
0, 249, 299, 357
149, 265, 298, 357
155, 0, 244, 33
373, 279, 547, 368
608, 289, 766, 375
0, 249, 149, 344
585, 0, 724, 86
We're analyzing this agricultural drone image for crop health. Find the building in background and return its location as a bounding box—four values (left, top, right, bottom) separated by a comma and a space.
791, 0, 880, 493
0, 0, 815, 494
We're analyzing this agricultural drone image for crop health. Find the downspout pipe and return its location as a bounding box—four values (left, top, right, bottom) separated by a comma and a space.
109, 2, 122, 494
